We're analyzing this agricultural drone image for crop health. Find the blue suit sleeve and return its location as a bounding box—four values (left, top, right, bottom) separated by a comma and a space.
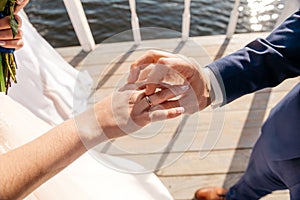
208, 9, 300, 105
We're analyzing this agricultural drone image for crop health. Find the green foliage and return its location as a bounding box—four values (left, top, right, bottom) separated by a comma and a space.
0, 0, 18, 93
9, 0, 18, 38
0, 0, 8, 12
10, 16, 18, 38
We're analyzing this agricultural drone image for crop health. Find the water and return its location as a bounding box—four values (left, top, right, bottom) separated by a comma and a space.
24, 0, 286, 48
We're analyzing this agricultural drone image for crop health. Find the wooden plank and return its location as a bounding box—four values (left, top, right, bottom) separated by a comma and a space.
55, 33, 295, 200
80, 52, 213, 69
271, 77, 300, 92
159, 174, 289, 200
58, 38, 182, 60
76, 56, 212, 81
262, 191, 290, 200
193, 33, 269, 59
156, 149, 251, 176
91, 80, 292, 114
89, 78, 297, 156
73, 43, 211, 67
93, 149, 251, 176
91, 74, 124, 89
159, 174, 242, 200
192, 32, 269, 46
56, 46, 83, 58
56, 32, 268, 60
57, 32, 275, 75
95, 109, 264, 155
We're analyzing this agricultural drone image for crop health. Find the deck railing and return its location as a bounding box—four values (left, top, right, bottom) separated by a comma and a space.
182, 0, 191, 41
62, 0, 243, 52
62, 0, 95, 52
226, 0, 240, 39
63, 0, 300, 52
128, 0, 141, 44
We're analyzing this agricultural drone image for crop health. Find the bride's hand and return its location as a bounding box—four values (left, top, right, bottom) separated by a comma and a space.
76, 82, 189, 148
0, 15, 23, 49
15, 0, 30, 14
96, 82, 189, 138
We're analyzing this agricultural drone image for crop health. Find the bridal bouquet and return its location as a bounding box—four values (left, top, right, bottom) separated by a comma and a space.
0, 0, 18, 93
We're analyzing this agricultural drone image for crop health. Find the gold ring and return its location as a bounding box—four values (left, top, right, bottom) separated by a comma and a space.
145, 95, 153, 107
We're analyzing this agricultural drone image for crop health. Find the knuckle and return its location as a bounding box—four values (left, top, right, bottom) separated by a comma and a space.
14, 39, 24, 50
157, 57, 168, 65
14, 15, 22, 27
147, 50, 156, 56
18, 29, 23, 36
18, 40, 24, 48
14, 29, 23, 39
130, 62, 137, 70
167, 112, 176, 118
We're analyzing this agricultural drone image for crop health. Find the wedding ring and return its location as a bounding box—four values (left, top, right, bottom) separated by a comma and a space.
145, 95, 153, 107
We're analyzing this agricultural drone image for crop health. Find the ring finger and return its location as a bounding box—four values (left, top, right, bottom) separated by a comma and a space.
139, 84, 189, 111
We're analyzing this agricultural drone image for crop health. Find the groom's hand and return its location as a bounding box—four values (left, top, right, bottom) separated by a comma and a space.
0, 15, 23, 49
128, 50, 212, 114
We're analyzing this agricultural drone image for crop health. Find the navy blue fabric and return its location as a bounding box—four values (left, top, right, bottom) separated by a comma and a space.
208, 9, 300, 105
226, 84, 300, 199
0, 46, 14, 53
262, 83, 300, 160
226, 136, 287, 200
290, 183, 300, 200
208, 8, 300, 162
208, 9, 300, 199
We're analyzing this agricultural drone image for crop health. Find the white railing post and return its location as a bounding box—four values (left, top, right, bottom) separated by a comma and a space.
182, 0, 191, 41
63, 0, 95, 52
226, 0, 240, 39
129, 0, 141, 45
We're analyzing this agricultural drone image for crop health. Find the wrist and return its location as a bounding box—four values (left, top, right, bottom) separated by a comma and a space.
74, 105, 107, 150
187, 57, 212, 109
94, 96, 130, 139
203, 68, 215, 104
204, 67, 224, 108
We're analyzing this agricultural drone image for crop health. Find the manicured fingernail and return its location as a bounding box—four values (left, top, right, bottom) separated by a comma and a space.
175, 107, 185, 114
180, 85, 190, 91
17, 0, 24, 3
0, 41, 6, 46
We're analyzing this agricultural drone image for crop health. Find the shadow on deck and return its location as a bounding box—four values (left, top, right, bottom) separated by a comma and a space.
56, 32, 298, 200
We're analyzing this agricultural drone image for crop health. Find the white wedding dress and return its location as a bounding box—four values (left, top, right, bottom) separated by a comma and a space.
0, 11, 173, 200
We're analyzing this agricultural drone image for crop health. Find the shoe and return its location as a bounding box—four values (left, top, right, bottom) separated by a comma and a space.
194, 187, 228, 200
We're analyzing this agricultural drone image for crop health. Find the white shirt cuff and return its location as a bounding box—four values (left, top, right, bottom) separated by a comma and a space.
203, 68, 224, 108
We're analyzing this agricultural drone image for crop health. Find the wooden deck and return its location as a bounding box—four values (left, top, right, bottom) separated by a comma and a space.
56, 33, 299, 200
